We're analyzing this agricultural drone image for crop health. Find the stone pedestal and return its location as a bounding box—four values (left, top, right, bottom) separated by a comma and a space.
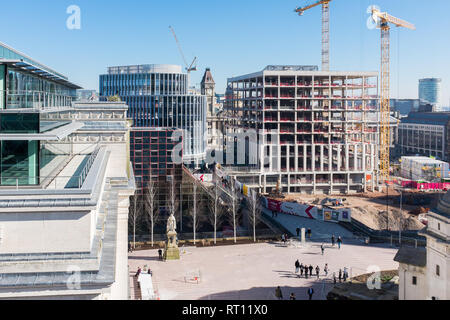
301, 228, 306, 246
164, 230, 180, 260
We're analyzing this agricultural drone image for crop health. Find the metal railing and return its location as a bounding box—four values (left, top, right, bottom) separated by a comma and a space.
78, 147, 101, 187
0, 149, 101, 190
0, 90, 75, 110
1, 175, 86, 190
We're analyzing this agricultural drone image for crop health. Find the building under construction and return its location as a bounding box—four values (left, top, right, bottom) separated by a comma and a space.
222, 65, 380, 195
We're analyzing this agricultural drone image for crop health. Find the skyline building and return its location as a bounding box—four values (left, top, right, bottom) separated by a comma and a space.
99, 64, 207, 167
419, 78, 442, 111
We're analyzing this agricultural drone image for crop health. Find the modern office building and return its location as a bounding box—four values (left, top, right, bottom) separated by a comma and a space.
99, 64, 207, 166
77, 89, 99, 102
130, 127, 183, 196
419, 78, 442, 111
0, 42, 135, 299
390, 99, 420, 116
223, 65, 380, 194
398, 112, 450, 162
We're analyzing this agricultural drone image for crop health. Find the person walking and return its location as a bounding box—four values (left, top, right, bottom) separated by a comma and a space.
309, 265, 313, 277
281, 234, 285, 244
290, 293, 296, 300
158, 249, 163, 260
337, 236, 342, 249
333, 272, 337, 284
331, 235, 336, 247
295, 260, 300, 274
338, 269, 342, 283
300, 264, 304, 277
304, 265, 308, 279
324, 263, 329, 277
135, 267, 142, 278
343, 267, 348, 282
315, 266, 320, 279
307, 287, 314, 300
275, 286, 283, 300
320, 244, 325, 255
128, 242, 133, 253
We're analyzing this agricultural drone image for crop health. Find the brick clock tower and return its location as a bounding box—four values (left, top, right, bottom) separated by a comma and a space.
201, 68, 215, 117
201, 68, 220, 148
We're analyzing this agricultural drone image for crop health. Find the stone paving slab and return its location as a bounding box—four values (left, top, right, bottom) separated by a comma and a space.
128, 240, 398, 300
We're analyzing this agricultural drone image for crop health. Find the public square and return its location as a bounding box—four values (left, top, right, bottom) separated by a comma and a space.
128, 238, 399, 300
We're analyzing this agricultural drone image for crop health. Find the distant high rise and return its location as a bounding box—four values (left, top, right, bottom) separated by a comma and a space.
419, 78, 442, 111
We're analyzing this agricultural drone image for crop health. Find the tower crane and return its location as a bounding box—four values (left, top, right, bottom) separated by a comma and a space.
169, 26, 197, 74
368, 6, 415, 182
295, 0, 332, 71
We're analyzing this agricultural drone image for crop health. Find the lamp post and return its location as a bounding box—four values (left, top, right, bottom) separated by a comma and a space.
399, 189, 402, 246
386, 182, 390, 231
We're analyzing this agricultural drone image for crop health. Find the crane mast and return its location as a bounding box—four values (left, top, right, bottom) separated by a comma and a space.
295, 0, 331, 71
321, 2, 330, 71
369, 7, 415, 182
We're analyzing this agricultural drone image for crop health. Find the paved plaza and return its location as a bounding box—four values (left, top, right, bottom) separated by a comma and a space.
128, 239, 399, 300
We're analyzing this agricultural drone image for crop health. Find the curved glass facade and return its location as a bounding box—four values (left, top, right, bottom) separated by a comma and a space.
419, 78, 442, 111
100, 64, 207, 163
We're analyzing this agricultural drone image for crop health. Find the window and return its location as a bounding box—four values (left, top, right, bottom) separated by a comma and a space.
436, 265, 440, 277
412, 276, 417, 285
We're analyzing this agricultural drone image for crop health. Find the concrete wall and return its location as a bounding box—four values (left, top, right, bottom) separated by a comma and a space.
0, 210, 91, 254
398, 263, 426, 300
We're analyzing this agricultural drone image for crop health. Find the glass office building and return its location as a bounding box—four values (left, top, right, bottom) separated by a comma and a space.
99, 64, 207, 166
0, 41, 81, 185
419, 78, 442, 111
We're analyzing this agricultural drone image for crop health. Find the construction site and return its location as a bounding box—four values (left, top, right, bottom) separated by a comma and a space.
223, 67, 380, 195
221, 2, 417, 197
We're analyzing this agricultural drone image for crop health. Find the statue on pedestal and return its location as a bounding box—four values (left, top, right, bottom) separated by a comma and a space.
163, 213, 180, 260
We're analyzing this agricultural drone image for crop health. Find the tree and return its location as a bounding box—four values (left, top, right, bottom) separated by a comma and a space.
168, 177, 178, 218
107, 94, 121, 102
188, 183, 201, 244
206, 180, 226, 244
145, 179, 159, 247
129, 193, 141, 249
226, 179, 241, 243
247, 190, 262, 242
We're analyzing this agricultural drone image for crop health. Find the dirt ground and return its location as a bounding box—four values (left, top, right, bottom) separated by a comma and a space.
281, 188, 445, 231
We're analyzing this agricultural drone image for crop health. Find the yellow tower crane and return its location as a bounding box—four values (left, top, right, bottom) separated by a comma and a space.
368, 6, 415, 182
295, 0, 332, 71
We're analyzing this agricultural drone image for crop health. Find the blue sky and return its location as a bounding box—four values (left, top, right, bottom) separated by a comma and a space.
1, 0, 449, 104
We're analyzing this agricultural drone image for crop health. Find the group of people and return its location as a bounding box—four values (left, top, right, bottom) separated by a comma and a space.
294, 260, 329, 280
331, 235, 343, 249
332, 267, 349, 284
134, 266, 152, 278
